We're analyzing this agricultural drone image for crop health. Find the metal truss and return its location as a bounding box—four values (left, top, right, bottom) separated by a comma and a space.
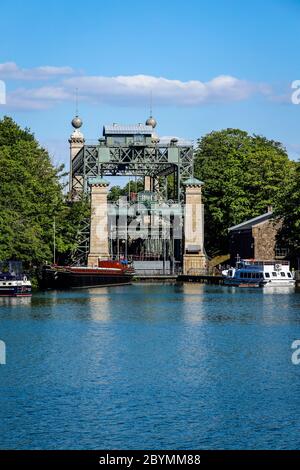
70, 143, 193, 263
69, 217, 90, 266
71, 144, 193, 199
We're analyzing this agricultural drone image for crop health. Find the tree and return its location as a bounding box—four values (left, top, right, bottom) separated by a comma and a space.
0, 116, 89, 268
275, 161, 300, 259
194, 128, 295, 256
108, 179, 144, 202
108, 185, 124, 202
0, 116, 34, 147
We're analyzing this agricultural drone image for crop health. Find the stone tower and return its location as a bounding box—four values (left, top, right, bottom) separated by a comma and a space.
87, 177, 110, 267
183, 178, 207, 274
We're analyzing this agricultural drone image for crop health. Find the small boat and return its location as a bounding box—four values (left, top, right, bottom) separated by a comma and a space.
0, 272, 32, 297
223, 259, 295, 288
40, 259, 135, 289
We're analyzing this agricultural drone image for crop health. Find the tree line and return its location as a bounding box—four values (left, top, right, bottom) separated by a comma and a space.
193, 128, 298, 256
0, 116, 89, 270
0, 117, 299, 269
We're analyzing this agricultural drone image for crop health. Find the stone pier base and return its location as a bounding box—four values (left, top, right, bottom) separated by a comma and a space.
183, 253, 207, 275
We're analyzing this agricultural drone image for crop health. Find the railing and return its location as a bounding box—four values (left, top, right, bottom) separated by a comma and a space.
130, 254, 167, 261
134, 268, 180, 276
242, 260, 290, 266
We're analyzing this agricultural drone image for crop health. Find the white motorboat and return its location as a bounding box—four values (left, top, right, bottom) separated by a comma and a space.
223, 259, 295, 287
0, 272, 32, 297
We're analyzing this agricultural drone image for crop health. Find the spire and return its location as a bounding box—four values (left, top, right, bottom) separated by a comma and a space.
75, 87, 78, 116
145, 90, 157, 128
71, 88, 83, 130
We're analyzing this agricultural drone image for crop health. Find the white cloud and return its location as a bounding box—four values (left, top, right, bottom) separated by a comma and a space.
0, 80, 6, 104
1, 63, 274, 110
0, 62, 74, 80
64, 74, 271, 106
6, 86, 73, 110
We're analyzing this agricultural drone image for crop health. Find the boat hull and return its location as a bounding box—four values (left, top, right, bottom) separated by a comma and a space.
224, 279, 295, 288
224, 281, 261, 288
40, 266, 134, 289
0, 285, 32, 297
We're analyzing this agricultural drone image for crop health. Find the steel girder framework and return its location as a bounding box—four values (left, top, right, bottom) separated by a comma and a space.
70, 143, 193, 264
71, 144, 193, 201
70, 217, 90, 266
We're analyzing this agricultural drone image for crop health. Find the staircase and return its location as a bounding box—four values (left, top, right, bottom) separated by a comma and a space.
208, 254, 230, 269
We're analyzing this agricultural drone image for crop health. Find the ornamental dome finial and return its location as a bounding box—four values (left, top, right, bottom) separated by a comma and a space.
145, 115, 157, 128
71, 115, 82, 129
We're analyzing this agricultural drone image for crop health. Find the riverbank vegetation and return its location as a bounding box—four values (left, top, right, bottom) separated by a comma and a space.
275, 161, 300, 259
1, 117, 299, 267
0, 116, 89, 272
108, 127, 298, 258
194, 129, 296, 256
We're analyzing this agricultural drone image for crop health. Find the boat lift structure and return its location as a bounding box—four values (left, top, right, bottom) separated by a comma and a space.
68, 115, 206, 275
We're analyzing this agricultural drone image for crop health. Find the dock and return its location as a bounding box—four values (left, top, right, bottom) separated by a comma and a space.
177, 274, 224, 284
133, 275, 178, 283
133, 274, 224, 284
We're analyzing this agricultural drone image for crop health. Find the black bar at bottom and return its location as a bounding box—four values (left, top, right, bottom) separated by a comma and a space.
0, 450, 299, 467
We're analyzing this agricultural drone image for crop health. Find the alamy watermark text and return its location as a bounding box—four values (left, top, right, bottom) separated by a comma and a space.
0, 80, 6, 105
0, 340, 6, 365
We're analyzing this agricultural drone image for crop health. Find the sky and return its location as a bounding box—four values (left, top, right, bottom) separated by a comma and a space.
1, 0, 300, 173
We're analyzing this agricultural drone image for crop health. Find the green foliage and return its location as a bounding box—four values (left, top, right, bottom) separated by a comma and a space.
275, 161, 300, 256
108, 179, 144, 201
108, 185, 124, 202
0, 116, 89, 267
0, 116, 34, 147
53, 196, 90, 264
194, 128, 295, 255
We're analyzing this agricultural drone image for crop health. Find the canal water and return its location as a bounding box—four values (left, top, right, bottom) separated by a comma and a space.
1, 283, 300, 450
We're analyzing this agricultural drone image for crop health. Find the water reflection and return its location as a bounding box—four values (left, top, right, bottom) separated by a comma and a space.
85, 287, 111, 322
181, 283, 206, 324
0, 297, 32, 308
1, 284, 300, 450
262, 286, 296, 295
1, 284, 299, 326
177, 283, 300, 325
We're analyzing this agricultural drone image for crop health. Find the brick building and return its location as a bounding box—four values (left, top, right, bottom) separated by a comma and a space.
228, 209, 287, 263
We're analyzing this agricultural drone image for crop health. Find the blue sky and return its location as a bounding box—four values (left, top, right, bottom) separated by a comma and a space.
1, 0, 300, 170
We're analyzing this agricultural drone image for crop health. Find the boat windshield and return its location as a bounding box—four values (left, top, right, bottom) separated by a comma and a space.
239, 271, 263, 279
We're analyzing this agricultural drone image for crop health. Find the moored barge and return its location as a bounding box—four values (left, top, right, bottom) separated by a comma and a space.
40, 259, 135, 289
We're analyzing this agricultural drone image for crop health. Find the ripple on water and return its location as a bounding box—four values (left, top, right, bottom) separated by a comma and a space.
1, 284, 300, 449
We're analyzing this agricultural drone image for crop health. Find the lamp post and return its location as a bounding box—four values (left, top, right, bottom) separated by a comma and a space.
53, 217, 56, 265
